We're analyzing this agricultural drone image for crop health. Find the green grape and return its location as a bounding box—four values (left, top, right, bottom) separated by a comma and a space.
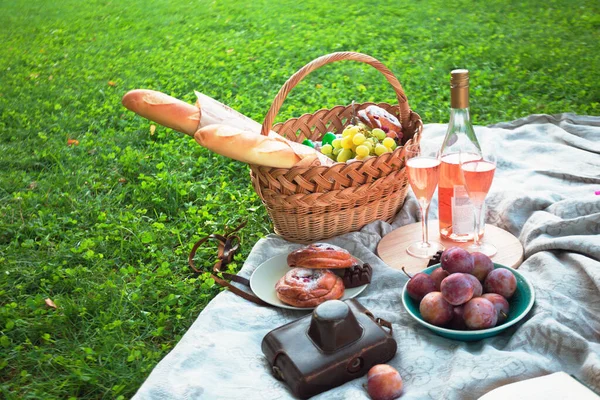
372, 128, 386, 140
341, 136, 353, 149
347, 126, 360, 136
362, 140, 374, 153
337, 148, 354, 162
352, 133, 366, 146
333, 147, 343, 156
342, 125, 358, 137
375, 144, 389, 156
382, 137, 396, 149
355, 145, 369, 157
321, 144, 333, 155
331, 138, 342, 149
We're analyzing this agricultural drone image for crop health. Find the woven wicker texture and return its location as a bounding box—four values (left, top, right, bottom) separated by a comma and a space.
250, 52, 423, 243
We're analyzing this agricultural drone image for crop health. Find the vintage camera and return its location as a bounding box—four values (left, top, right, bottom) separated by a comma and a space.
262, 299, 397, 399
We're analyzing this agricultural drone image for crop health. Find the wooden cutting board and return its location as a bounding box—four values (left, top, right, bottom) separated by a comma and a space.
377, 220, 523, 275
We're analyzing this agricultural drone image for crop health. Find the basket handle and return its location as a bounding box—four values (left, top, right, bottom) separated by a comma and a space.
261, 52, 411, 136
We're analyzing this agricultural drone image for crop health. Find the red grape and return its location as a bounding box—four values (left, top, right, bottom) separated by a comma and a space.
441, 247, 474, 274
484, 269, 517, 299
419, 292, 453, 326
403, 268, 436, 301
472, 252, 494, 281
463, 298, 498, 329
430, 267, 450, 291
440, 273, 475, 305
482, 293, 510, 324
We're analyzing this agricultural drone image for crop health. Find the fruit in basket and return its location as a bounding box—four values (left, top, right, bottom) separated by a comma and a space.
484, 269, 517, 299
337, 148, 354, 163
419, 292, 453, 326
463, 297, 498, 329
402, 267, 436, 301
321, 144, 333, 155
366, 364, 403, 400
322, 122, 397, 163
440, 273, 476, 305
440, 247, 474, 274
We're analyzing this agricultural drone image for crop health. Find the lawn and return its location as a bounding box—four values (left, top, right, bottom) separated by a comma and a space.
1, 0, 598, 398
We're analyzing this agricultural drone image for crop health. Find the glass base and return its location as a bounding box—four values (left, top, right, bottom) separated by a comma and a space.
407, 241, 445, 259
465, 242, 497, 257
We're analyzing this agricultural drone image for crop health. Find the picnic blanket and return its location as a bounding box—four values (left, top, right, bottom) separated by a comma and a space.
133, 113, 600, 400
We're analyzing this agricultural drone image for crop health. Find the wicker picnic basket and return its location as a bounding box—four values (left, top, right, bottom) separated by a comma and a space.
250, 52, 423, 243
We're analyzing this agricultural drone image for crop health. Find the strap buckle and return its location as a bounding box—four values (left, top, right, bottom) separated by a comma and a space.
188, 221, 267, 306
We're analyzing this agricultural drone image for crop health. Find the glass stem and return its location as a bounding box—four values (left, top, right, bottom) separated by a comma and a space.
420, 202, 430, 246
473, 204, 484, 246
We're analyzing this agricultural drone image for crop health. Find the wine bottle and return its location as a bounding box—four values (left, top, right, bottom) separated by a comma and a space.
438, 69, 483, 242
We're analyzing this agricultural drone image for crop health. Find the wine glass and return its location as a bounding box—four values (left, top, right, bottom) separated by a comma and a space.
405, 142, 445, 258
460, 143, 497, 257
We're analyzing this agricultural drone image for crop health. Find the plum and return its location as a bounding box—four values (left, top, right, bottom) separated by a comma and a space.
419, 292, 453, 326
366, 364, 403, 400
402, 267, 435, 302
441, 247, 474, 274
484, 269, 517, 299
449, 305, 467, 330
463, 297, 498, 329
440, 273, 475, 305
430, 267, 450, 291
482, 293, 510, 324
472, 252, 494, 282
464, 274, 483, 297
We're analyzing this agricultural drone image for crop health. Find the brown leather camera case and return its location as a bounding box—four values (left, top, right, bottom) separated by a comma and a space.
261, 298, 397, 399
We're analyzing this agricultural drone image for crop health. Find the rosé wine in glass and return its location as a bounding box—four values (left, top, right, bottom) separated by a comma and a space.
460, 148, 497, 257
407, 156, 441, 203
405, 144, 445, 259
461, 160, 496, 205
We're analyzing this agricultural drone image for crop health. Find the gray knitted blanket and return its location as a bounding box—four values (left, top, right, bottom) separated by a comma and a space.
134, 113, 600, 400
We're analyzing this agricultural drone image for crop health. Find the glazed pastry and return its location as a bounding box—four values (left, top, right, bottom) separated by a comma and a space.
342, 263, 373, 288
357, 105, 403, 140
275, 268, 345, 308
287, 243, 358, 270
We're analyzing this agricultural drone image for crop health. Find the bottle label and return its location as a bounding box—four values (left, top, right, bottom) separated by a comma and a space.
452, 185, 473, 235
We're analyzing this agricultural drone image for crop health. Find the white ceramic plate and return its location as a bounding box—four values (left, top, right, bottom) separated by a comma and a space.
249, 253, 369, 310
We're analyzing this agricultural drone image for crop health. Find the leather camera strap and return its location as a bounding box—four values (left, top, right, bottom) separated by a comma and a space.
188, 221, 268, 306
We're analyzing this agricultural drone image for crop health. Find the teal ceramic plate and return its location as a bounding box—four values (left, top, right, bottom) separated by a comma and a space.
402, 263, 535, 341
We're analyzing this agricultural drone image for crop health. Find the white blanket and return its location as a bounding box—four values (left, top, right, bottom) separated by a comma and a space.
133, 113, 600, 400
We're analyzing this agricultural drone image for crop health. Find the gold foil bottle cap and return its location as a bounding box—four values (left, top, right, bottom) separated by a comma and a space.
450, 69, 469, 108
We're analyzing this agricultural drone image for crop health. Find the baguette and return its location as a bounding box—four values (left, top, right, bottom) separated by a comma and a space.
194, 124, 303, 168
121, 89, 200, 136
122, 89, 334, 168
122, 89, 269, 137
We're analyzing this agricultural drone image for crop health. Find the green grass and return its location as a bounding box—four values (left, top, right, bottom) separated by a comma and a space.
0, 0, 598, 397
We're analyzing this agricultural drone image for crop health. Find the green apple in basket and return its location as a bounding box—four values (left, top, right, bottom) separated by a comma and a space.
402, 247, 535, 341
